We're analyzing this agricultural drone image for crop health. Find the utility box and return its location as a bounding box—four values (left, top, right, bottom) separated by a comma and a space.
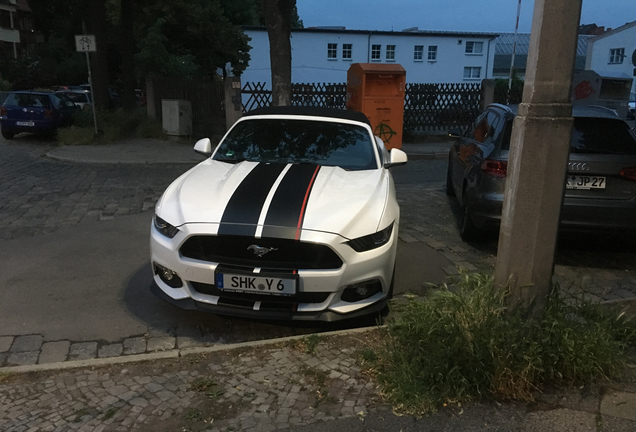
572, 71, 633, 120
162, 99, 193, 136
346, 63, 406, 150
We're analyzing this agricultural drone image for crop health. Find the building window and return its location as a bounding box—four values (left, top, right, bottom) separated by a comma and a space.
414, 45, 423, 61
327, 43, 338, 60
609, 48, 625, 64
464, 67, 481, 80
428, 46, 438, 61
371, 44, 381, 61
465, 41, 483, 55
386, 45, 396, 61
342, 43, 352, 60
0, 10, 12, 29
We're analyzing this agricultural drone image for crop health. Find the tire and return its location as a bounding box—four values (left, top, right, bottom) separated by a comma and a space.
1, 129, 15, 140
387, 265, 396, 300
445, 164, 456, 196
459, 191, 484, 242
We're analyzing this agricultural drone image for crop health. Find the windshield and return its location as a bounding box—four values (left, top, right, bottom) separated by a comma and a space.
213, 118, 378, 170
501, 117, 636, 155
571, 117, 636, 155
5, 93, 51, 109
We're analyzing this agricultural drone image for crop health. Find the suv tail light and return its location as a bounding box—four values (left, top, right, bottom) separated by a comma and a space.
620, 167, 636, 182
481, 160, 508, 178
0, 107, 6, 116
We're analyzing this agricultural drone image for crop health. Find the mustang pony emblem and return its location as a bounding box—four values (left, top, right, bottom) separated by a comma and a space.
247, 244, 278, 257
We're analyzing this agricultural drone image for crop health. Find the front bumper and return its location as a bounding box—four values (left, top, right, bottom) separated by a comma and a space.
150, 222, 398, 321
468, 191, 636, 233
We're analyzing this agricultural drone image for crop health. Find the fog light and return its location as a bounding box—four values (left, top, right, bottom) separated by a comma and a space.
341, 280, 382, 302
153, 262, 183, 288
162, 269, 174, 281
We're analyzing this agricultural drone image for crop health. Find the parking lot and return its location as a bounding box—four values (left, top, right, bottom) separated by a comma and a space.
1, 135, 635, 367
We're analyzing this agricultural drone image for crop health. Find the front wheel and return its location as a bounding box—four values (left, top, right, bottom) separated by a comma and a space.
445, 164, 455, 196
1, 129, 15, 140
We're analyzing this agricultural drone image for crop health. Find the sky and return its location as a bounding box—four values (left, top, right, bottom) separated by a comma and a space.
296, 0, 635, 34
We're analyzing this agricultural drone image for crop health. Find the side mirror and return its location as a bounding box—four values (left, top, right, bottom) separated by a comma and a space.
194, 138, 212, 157
385, 148, 408, 168
448, 127, 463, 139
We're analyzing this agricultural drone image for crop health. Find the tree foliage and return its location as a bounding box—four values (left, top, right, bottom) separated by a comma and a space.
134, 0, 251, 79
1, 0, 301, 107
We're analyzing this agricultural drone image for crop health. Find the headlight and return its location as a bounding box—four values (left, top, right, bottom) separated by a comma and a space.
347, 222, 394, 252
153, 215, 179, 238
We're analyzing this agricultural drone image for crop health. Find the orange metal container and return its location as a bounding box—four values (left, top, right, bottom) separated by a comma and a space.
346, 63, 406, 149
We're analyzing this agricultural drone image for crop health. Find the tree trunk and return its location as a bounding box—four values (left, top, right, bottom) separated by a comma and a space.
261, 0, 295, 106
120, 0, 136, 111
86, 0, 109, 111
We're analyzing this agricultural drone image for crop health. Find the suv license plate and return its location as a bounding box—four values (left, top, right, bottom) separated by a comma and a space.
566, 175, 606, 190
16, 121, 35, 127
215, 273, 296, 296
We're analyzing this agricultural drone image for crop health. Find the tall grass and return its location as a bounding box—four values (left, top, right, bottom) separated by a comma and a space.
57, 107, 164, 145
364, 272, 636, 415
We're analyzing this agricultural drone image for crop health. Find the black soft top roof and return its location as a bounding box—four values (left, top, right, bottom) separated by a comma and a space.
245, 106, 371, 126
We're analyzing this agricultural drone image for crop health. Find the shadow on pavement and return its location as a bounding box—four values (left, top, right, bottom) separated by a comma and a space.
121, 262, 383, 345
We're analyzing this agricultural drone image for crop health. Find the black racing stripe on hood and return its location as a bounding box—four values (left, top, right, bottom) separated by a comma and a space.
262, 164, 321, 239
218, 163, 287, 236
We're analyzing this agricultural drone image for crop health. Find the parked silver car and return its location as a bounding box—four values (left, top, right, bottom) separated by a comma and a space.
446, 104, 636, 241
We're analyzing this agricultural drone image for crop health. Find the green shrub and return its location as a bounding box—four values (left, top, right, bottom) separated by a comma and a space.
57, 107, 165, 145
0, 78, 12, 91
367, 272, 636, 416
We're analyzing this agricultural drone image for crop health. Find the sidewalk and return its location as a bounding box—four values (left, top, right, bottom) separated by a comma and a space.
2, 138, 635, 431
2, 326, 636, 431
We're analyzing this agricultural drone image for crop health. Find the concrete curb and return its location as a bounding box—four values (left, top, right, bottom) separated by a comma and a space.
0, 325, 379, 375
42, 152, 200, 165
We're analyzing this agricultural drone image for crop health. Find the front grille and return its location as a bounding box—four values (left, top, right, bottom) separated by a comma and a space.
180, 235, 343, 270
191, 282, 331, 304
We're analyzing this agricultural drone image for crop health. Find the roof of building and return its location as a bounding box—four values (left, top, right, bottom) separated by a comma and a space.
495, 33, 592, 56
493, 33, 591, 73
587, 20, 636, 42
243, 26, 499, 39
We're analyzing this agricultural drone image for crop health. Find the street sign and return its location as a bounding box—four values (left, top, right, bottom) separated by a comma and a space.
75, 35, 97, 52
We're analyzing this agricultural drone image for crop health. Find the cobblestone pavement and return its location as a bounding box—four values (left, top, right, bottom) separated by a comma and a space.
0, 141, 189, 242
1, 141, 635, 371
2, 330, 636, 432
396, 179, 636, 303
0, 331, 383, 432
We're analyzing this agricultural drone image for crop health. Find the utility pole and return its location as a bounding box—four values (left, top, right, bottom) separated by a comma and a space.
494, 0, 583, 315
508, 0, 522, 95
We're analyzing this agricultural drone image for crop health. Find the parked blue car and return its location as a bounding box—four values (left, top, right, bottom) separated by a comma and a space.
0, 91, 79, 139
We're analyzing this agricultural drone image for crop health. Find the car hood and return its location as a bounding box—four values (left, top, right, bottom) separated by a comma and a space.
155, 160, 390, 240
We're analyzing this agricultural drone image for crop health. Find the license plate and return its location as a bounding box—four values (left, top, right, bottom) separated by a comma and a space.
215, 272, 296, 296
566, 175, 606, 190
16, 121, 35, 127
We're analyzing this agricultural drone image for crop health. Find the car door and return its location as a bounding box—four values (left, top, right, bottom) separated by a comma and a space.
451, 110, 499, 199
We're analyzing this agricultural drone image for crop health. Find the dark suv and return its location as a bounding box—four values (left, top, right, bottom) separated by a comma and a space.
0, 90, 79, 139
446, 104, 636, 241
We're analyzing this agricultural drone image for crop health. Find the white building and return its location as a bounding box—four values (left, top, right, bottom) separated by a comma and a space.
585, 20, 636, 97
242, 27, 498, 86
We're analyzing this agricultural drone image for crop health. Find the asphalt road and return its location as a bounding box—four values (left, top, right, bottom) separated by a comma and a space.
2, 134, 635, 363
0, 136, 451, 349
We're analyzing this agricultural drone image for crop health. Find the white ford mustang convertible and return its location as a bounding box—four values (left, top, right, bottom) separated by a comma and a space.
150, 106, 407, 321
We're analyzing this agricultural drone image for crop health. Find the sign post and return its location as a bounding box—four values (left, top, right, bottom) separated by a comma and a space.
75, 34, 99, 136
